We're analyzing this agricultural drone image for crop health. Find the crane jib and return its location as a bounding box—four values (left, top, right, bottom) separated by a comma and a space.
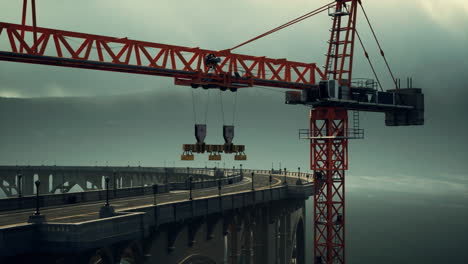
0, 22, 324, 91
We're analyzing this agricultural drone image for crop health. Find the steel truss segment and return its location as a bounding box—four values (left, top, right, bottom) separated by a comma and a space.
0, 22, 326, 89
312, 107, 347, 264
325, 0, 358, 87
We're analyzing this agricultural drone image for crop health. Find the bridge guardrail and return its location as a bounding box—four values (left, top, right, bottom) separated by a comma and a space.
0, 172, 243, 212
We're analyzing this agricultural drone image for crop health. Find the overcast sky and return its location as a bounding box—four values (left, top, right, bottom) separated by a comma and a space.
0, 0, 467, 98
0, 0, 466, 178
1, 0, 467, 201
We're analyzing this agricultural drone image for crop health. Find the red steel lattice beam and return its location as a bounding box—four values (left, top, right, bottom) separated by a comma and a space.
311, 107, 348, 264
0, 22, 325, 90
324, 0, 358, 87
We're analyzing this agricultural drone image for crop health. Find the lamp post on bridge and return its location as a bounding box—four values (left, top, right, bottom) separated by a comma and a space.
99, 176, 115, 218
105, 177, 110, 206
218, 177, 222, 196
34, 180, 41, 215
187, 167, 193, 201
28, 180, 46, 223
269, 170, 272, 189
17, 172, 22, 198
251, 172, 254, 191
283, 168, 287, 186
189, 175, 193, 201
240, 164, 243, 177
152, 184, 158, 205
113, 171, 118, 197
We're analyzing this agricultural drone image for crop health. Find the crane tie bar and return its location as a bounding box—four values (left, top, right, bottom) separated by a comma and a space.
229, 1, 334, 51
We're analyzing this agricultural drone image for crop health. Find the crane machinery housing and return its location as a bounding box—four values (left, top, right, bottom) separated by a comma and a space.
0, 0, 424, 263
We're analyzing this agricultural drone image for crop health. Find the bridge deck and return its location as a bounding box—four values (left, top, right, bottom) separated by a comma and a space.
0, 173, 302, 228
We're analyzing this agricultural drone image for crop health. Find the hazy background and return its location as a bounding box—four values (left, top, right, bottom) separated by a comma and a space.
1, 0, 467, 263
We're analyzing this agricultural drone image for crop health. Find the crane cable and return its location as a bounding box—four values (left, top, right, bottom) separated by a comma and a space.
192, 88, 213, 125
359, 2, 398, 89
204, 90, 210, 124
191, 89, 198, 124
219, 90, 225, 125
355, 29, 383, 91
231, 91, 238, 126
229, 2, 334, 51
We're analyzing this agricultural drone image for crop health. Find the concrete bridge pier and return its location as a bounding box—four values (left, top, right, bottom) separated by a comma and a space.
122, 174, 132, 188
89, 173, 102, 190
23, 171, 35, 196
145, 172, 154, 186
157, 172, 164, 184
37, 173, 50, 194
253, 207, 268, 263
133, 172, 142, 187
279, 213, 288, 264
228, 215, 241, 264
76, 173, 88, 192
241, 214, 253, 264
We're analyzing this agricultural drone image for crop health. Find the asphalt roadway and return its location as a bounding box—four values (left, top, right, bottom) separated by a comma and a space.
0, 173, 307, 228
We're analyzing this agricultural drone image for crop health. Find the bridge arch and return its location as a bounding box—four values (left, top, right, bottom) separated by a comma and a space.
86, 248, 114, 264
51, 181, 84, 194
118, 240, 143, 264
291, 217, 305, 264
178, 254, 217, 264
0, 179, 20, 197
0, 185, 9, 198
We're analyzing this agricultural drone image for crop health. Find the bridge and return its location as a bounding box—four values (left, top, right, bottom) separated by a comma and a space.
0, 166, 314, 264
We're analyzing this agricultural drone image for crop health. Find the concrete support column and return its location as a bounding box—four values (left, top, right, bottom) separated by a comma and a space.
146, 173, 153, 186
144, 172, 150, 186
60, 171, 67, 193
241, 216, 253, 264
134, 173, 142, 187
22, 172, 34, 196
279, 214, 287, 264
91, 174, 100, 190
158, 173, 164, 184
253, 208, 268, 263
79, 174, 87, 191
229, 219, 241, 264
38, 174, 50, 194
91, 174, 102, 190
122, 175, 132, 188
110, 173, 117, 197
285, 213, 292, 262
79, 174, 89, 191
149, 173, 154, 185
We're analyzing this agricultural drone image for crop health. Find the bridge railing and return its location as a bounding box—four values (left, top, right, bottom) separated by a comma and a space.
0, 171, 244, 212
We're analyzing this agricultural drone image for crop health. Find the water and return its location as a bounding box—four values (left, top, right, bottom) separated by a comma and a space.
305, 190, 468, 263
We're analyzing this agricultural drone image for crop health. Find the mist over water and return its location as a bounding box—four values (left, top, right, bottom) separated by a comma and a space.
305, 190, 468, 263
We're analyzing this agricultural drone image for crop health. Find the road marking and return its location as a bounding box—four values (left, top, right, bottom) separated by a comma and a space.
49, 212, 97, 221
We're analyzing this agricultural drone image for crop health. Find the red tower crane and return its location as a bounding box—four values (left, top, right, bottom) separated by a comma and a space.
0, 1, 424, 263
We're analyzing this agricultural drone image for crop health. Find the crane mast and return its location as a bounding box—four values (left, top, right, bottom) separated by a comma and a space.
0, 1, 424, 263
310, 2, 357, 263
